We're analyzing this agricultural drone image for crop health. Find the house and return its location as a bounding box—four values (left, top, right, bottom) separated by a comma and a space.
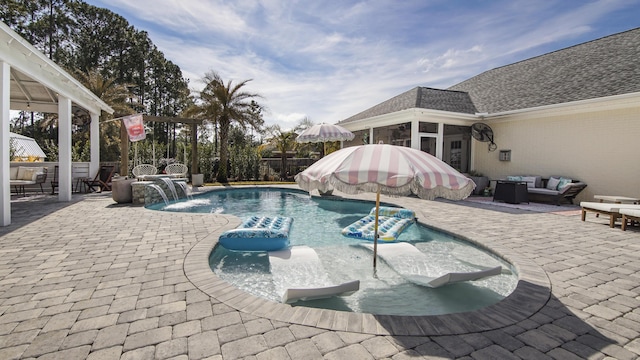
337, 27, 640, 201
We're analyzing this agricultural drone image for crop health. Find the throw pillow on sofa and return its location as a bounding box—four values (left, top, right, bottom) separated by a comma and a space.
22, 168, 37, 181
32, 167, 44, 180
17, 166, 36, 181
10, 167, 18, 180
557, 178, 572, 190
16, 166, 44, 181
521, 176, 537, 188
546, 177, 561, 190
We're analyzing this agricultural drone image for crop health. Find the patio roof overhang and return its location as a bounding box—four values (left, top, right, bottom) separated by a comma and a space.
0, 23, 113, 115
338, 108, 480, 133
1, 21, 114, 226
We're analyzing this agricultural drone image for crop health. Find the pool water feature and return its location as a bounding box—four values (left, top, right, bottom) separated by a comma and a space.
149, 188, 518, 316
145, 178, 190, 205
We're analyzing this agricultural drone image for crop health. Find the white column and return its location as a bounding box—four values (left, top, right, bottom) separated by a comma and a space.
0, 62, 11, 226
89, 112, 100, 178
410, 119, 419, 150
436, 123, 444, 160
58, 96, 73, 201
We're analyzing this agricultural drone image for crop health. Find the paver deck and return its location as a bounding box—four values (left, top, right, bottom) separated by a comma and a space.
1, 186, 639, 359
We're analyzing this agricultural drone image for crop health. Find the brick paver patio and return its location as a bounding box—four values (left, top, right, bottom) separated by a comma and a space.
1, 187, 639, 359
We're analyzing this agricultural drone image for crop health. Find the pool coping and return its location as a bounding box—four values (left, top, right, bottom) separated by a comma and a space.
183, 186, 551, 336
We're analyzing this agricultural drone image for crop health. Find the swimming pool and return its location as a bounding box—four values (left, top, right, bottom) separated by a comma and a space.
149, 188, 518, 316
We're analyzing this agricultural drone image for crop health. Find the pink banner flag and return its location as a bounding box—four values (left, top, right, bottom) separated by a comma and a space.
122, 114, 146, 142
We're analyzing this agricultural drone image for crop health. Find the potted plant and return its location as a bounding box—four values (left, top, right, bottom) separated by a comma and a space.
191, 173, 204, 187
467, 170, 490, 195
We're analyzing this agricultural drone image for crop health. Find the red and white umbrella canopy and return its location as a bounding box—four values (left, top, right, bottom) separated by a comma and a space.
296, 123, 355, 143
295, 144, 474, 200
295, 144, 474, 268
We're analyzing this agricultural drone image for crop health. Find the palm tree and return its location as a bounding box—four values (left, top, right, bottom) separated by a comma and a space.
265, 125, 299, 180
193, 71, 263, 182
70, 68, 135, 162
35, 68, 135, 162
71, 68, 134, 118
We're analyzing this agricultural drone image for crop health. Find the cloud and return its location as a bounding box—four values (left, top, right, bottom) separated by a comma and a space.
98, 0, 251, 36
86, 0, 640, 128
273, 112, 307, 125
418, 45, 485, 74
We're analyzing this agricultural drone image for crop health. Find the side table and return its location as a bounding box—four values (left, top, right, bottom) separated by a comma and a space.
493, 180, 529, 204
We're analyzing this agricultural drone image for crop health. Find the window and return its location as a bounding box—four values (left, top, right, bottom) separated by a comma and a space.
419, 122, 438, 133
449, 140, 462, 169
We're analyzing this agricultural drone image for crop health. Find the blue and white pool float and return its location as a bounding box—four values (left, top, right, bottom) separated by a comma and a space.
341, 206, 415, 242
219, 216, 293, 251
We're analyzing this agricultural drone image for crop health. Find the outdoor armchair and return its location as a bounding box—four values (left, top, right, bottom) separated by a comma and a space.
83, 165, 115, 192
164, 163, 188, 178
132, 164, 158, 180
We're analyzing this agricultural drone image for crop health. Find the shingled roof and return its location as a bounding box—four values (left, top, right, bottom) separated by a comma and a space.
341, 87, 477, 123
448, 27, 640, 113
341, 27, 640, 123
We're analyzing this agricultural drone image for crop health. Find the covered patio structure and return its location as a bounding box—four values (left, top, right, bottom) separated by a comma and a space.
0, 21, 113, 226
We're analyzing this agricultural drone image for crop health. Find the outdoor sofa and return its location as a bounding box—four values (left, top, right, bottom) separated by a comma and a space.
10, 166, 48, 196
505, 175, 587, 205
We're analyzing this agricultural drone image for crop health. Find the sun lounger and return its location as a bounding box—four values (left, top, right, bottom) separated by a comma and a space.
360, 242, 502, 288
620, 208, 640, 231
268, 246, 359, 303
580, 202, 640, 228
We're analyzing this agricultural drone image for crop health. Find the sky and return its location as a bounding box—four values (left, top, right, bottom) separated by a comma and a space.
84, 0, 639, 129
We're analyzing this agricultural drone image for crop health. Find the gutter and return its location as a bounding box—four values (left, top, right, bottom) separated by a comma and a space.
481, 92, 640, 120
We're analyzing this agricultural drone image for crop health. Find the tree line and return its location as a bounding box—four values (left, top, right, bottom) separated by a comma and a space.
2, 0, 324, 182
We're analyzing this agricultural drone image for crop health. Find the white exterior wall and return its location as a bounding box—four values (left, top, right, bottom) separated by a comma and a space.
340, 93, 640, 203
475, 95, 640, 202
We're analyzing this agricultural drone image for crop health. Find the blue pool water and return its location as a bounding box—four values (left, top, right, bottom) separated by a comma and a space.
149, 188, 518, 316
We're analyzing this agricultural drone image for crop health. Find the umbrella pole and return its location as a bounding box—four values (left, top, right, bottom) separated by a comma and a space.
373, 185, 381, 269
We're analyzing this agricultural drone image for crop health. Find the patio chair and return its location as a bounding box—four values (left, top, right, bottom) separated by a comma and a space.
164, 163, 188, 178
132, 164, 157, 180
83, 165, 115, 193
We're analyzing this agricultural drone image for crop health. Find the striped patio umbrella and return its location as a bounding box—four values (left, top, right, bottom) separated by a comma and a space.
296, 123, 355, 143
295, 143, 475, 268
296, 123, 355, 157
